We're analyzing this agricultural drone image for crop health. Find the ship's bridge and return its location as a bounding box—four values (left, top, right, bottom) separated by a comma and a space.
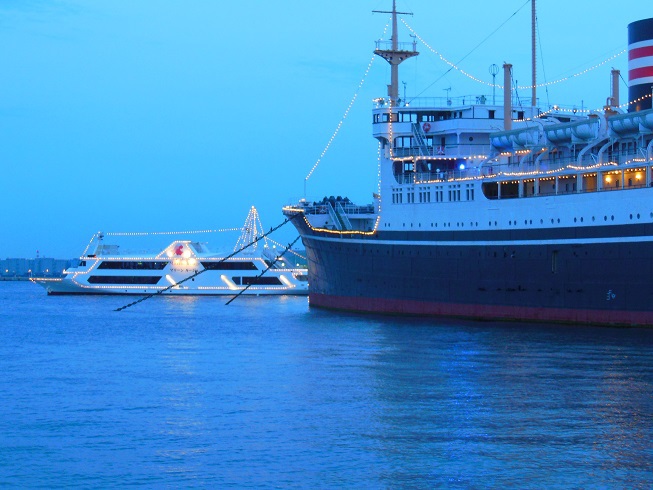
372, 95, 540, 160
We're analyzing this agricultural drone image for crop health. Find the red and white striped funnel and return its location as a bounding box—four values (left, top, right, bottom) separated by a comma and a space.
629, 17, 653, 112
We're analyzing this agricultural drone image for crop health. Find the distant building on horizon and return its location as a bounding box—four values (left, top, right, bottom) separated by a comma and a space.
0, 257, 75, 278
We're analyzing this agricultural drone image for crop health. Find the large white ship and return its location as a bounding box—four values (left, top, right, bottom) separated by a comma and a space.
33, 207, 308, 296
284, 2, 653, 325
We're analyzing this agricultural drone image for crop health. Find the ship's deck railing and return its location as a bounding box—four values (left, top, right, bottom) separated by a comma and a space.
393, 144, 491, 159
396, 169, 481, 184
373, 96, 593, 116
375, 95, 496, 108
297, 202, 375, 216
374, 95, 543, 109
482, 148, 650, 177
374, 40, 417, 52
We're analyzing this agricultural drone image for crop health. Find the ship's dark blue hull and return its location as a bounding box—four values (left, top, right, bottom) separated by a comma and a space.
296, 220, 653, 326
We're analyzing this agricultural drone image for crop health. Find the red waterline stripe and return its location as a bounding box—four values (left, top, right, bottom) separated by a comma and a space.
629, 45, 653, 61
629, 66, 653, 81
309, 293, 653, 326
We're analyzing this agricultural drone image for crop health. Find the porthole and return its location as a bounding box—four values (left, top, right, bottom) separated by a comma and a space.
611, 215, 614, 221
604, 216, 607, 221
580, 217, 584, 222
574, 217, 577, 223
630, 214, 633, 220
592, 216, 596, 222
637, 213, 641, 219
540, 219, 544, 224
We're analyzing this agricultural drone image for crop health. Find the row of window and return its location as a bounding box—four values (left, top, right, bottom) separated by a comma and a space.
382, 211, 653, 230
86, 274, 286, 286
232, 276, 282, 286
372, 109, 519, 123
88, 276, 162, 284
94, 260, 277, 271
201, 261, 258, 271
97, 261, 167, 270
392, 184, 475, 204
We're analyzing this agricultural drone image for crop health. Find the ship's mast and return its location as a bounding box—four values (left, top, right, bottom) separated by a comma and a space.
373, 0, 418, 102
531, 0, 537, 106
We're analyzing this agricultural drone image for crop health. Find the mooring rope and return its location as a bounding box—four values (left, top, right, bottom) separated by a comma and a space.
114, 214, 300, 312
225, 235, 302, 306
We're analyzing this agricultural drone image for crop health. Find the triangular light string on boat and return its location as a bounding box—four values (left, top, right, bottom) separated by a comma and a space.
233, 206, 267, 253
225, 236, 302, 306
114, 214, 301, 312
303, 20, 390, 195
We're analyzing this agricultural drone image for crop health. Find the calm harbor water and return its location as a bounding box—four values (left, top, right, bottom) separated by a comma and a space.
1, 281, 652, 488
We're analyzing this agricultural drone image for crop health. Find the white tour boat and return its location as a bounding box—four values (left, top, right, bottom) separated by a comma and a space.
32, 207, 308, 296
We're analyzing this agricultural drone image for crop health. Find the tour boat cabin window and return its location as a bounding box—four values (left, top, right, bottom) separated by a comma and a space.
88, 276, 162, 285
201, 261, 258, 271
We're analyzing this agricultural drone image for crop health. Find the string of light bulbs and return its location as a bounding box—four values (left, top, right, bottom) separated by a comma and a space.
401, 19, 626, 91
516, 92, 653, 122
304, 21, 390, 184
233, 206, 267, 252
104, 228, 241, 237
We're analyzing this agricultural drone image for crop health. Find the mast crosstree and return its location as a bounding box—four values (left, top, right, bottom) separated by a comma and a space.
373, 0, 418, 102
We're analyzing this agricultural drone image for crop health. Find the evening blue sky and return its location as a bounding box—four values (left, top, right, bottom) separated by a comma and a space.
0, 0, 641, 257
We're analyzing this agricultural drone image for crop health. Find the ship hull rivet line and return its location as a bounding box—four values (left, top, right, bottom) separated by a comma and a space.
114, 214, 301, 312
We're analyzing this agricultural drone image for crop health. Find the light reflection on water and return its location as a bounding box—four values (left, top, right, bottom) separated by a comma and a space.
1, 282, 652, 487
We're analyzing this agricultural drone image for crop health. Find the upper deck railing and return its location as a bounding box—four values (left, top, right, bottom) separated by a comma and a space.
392, 144, 491, 159
371, 96, 592, 115
374, 95, 504, 109
374, 40, 417, 52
